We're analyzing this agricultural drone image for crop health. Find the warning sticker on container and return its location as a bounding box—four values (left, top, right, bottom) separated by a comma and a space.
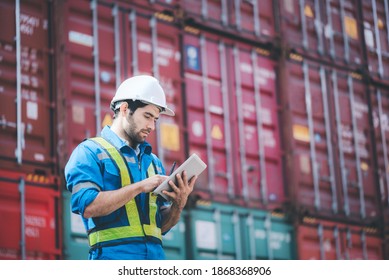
304, 5, 314, 18
161, 122, 180, 151
293, 124, 310, 142
211, 124, 223, 140
344, 16, 358, 40
102, 113, 113, 128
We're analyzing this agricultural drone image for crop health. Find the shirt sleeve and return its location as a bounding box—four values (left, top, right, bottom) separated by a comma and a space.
64, 141, 103, 216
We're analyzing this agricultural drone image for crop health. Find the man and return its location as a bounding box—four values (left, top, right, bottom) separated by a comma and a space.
64, 75, 197, 260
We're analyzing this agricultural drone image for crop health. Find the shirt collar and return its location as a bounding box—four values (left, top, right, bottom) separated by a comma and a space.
100, 125, 152, 155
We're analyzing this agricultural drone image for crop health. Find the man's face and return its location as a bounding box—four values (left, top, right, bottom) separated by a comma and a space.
123, 103, 160, 147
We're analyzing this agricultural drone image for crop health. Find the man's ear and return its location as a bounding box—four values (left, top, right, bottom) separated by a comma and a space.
119, 102, 128, 115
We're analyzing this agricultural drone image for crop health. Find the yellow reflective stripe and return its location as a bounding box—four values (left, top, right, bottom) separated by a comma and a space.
88, 226, 145, 246
91, 137, 130, 186
89, 137, 143, 246
143, 164, 162, 240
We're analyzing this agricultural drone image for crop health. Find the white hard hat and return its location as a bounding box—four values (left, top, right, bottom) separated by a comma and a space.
110, 75, 175, 116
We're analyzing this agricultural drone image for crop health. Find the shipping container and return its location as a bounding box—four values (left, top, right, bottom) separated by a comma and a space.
361, 0, 389, 86
278, 0, 365, 69
149, 0, 278, 44
54, 0, 186, 174
187, 201, 295, 260
278, 54, 380, 225
296, 217, 383, 259
160, 211, 187, 260
0, 0, 56, 175
0, 169, 61, 260
62, 191, 89, 260
368, 84, 389, 258
183, 27, 285, 209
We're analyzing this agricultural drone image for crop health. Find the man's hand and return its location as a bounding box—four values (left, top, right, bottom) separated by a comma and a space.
141, 175, 169, 193
162, 171, 197, 211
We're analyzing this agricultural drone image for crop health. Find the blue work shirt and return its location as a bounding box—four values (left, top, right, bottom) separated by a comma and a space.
64, 126, 170, 260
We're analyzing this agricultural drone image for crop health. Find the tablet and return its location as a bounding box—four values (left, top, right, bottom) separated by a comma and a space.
153, 153, 207, 201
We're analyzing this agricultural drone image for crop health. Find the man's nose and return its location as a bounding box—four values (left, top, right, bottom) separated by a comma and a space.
146, 119, 155, 130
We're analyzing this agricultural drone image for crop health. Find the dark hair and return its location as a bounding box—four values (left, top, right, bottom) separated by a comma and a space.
113, 100, 148, 118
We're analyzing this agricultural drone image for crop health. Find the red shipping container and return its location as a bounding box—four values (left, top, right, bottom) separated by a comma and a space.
361, 0, 389, 86
177, 0, 276, 43
228, 44, 284, 209
0, 169, 61, 260
278, 0, 364, 69
279, 56, 379, 224
369, 85, 389, 237
55, 0, 185, 173
0, 0, 56, 175
297, 218, 383, 259
183, 29, 285, 209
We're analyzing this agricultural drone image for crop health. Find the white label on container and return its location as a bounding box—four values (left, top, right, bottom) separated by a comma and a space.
192, 120, 204, 137
26, 101, 38, 120
284, 0, 294, 14
364, 26, 375, 49
72, 105, 85, 124
195, 220, 217, 249
69, 31, 93, 47
34, 153, 45, 162
139, 42, 152, 53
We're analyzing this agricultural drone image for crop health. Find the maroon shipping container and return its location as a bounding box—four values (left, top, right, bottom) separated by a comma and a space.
279, 55, 380, 225
0, 169, 61, 260
55, 0, 185, 173
0, 0, 56, 175
278, 0, 364, 69
369, 84, 389, 256
296, 218, 383, 259
361, 0, 389, 86
176, 0, 277, 43
183, 28, 285, 209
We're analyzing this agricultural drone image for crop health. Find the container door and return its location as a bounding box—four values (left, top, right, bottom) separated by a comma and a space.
229, 44, 284, 209
0, 169, 61, 260
0, 0, 55, 175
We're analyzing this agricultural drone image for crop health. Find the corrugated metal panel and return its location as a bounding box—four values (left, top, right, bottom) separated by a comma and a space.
56, 0, 185, 172
0, 169, 61, 260
297, 218, 383, 259
369, 85, 389, 259
179, 0, 277, 43
278, 0, 364, 68
183, 29, 285, 208
361, 0, 389, 85
188, 201, 295, 260
0, 0, 55, 175
183, 31, 234, 203
229, 43, 284, 209
279, 56, 379, 224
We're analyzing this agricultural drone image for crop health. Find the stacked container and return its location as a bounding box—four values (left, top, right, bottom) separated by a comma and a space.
360, 0, 389, 258
278, 0, 385, 259
0, 0, 62, 259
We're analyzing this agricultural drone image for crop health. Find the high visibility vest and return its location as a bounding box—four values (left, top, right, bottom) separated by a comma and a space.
87, 137, 162, 247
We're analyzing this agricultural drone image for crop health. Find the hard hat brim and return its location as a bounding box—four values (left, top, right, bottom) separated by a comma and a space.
161, 107, 175, 116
